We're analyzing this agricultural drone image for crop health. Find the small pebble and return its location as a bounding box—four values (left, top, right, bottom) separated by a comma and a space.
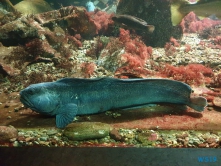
25, 137, 34, 142
40, 137, 48, 141
13, 141, 19, 147
34, 141, 39, 145
47, 130, 58, 135
39, 141, 49, 146
26, 131, 34, 135
9, 138, 17, 142
206, 137, 217, 144
110, 129, 123, 141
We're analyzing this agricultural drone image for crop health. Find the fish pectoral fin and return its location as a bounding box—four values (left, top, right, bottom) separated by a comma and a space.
56, 104, 78, 128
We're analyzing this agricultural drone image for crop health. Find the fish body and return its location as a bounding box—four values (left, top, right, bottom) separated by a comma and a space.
171, 1, 221, 25
112, 14, 155, 33
20, 78, 207, 128
14, 0, 53, 15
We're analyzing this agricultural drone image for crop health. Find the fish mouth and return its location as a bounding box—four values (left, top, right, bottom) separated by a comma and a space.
20, 94, 34, 109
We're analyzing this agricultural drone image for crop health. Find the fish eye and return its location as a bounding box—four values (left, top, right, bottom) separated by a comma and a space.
27, 89, 35, 95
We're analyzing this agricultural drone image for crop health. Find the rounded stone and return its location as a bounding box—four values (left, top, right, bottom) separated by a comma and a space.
212, 97, 221, 107
136, 131, 159, 145
0, 126, 18, 142
63, 122, 111, 141
109, 129, 123, 141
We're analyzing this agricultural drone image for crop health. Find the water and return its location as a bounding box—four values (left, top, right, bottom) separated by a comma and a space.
0, 0, 221, 150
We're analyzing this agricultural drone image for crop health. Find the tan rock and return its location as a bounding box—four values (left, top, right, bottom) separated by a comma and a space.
63, 122, 111, 141
212, 97, 221, 107
0, 126, 18, 142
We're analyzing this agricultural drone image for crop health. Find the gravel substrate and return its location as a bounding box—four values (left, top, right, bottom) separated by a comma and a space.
0, 127, 220, 148
152, 33, 221, 69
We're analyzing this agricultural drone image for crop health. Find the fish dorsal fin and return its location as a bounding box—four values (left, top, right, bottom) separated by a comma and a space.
56, 103, 78, 128
117, 14, 148, 25
128, 15, 148, 25
131, 16, 147, 24
56, 77, 105, 85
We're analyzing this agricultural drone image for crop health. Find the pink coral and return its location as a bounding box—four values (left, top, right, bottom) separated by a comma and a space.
119, 28, 151, 65
81, 62, 96, 78
164, 37, 180, 56
115, 28, 152, 77
212, 73, 221, 87
184, 44, 191, 52
68, 34, 82, 48
214, 36, 221, 44
87, 10, 114, 34
169, 37, 180, 47
180, 12, 221, 33
159, 64, 213, 85
119, 28, 130, 43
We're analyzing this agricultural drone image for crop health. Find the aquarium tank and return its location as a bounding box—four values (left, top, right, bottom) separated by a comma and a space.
0, 0, 221, 165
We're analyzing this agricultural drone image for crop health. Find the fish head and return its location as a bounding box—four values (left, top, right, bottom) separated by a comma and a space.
20, 83, 59, 115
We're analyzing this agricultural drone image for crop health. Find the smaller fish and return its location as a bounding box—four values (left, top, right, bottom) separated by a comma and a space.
112, 14, 155, 33
171, 1, 221, 25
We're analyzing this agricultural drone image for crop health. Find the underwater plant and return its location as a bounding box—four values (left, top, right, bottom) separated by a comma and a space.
80, 62, 96, 78
212, 73, 221, 88
25, 39, 45, 58
213, 36, 221, 46
115, 28, 152, 78
5, 46, 29, 70
164, 37, 180, 56
52, 57, 75, 72
87, 10, 114, 35
86, 36, 105, 59
159, 64, 214, 86
67, 34, 82, 48
180, 12, 221, 33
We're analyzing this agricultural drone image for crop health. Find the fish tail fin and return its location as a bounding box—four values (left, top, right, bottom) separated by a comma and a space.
171, 2, 185, 26
188, 96, 207, 112
148, 25, 155, 33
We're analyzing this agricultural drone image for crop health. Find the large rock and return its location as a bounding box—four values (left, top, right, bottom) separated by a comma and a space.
116, 0, 182, 47
0, 126, 18, 142
0, 6, 97, 46
63, 122, 111, 141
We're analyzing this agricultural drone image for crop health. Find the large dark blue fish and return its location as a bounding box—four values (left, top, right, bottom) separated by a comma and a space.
20, 78, 207, 128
